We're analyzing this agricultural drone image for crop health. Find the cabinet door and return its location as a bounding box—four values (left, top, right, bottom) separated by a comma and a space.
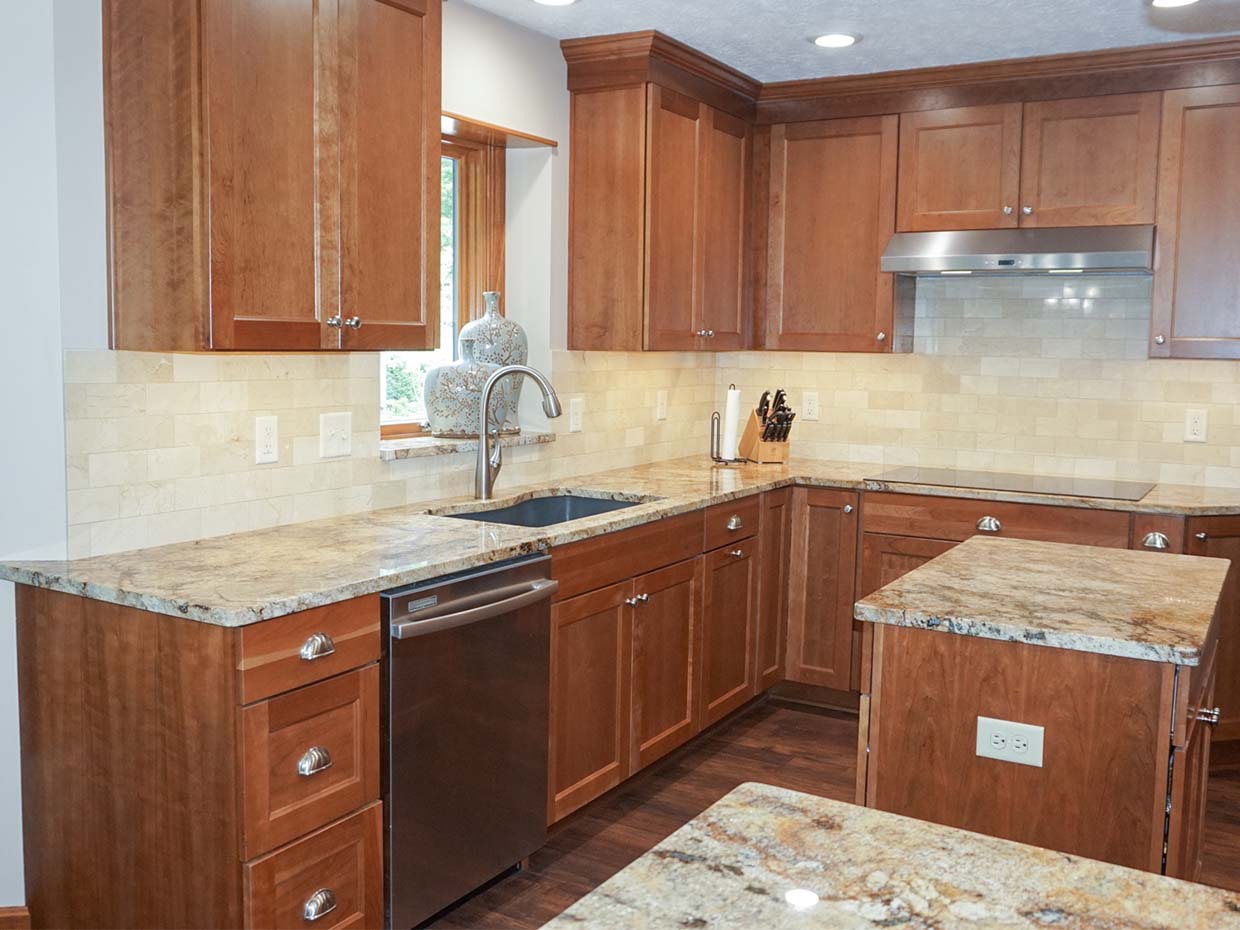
1187, 515, 1240, 742
698, 106, 750, 351
701, 541, 758, 726
203, 0, 327, 350
337, 0, 441, 350
548, 581, 632, 823
630, 559, 703, 771
897, 103, 1022, 231
1019, 93, 1160, 228
785, 488, 859, 690
1151, 85, 1240, 359
644, 86, 702, 351
766, 116, 898, 352
1167, 657, 1216, 882
859, 533, 957, 599
755, 488, 792, 692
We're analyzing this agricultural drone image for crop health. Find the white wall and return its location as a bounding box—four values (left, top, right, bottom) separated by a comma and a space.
0, 1, 72, 905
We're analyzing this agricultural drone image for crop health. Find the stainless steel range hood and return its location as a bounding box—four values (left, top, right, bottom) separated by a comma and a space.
880, 225, 1154, 275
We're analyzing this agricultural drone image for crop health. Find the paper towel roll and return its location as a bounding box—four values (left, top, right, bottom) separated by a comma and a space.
722, 387, 741, 460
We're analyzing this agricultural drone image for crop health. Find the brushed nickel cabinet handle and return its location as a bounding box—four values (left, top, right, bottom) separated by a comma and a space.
344, 316, 362, 330
1154, 334, 1166, 346
303, 889, 337, 922
1142, 532, 1171, 550
299, 632, 336, 662
976, 515, 1002, 533
729, 549, 744, 558
726, 515, 744, 531
624, 596, 640, 607
297, 746, 333, 778
637, 593, 650, 603
1195, 531, 1209, 540
876, 331, 887, 342
843, 504, 854, 514
1196, 706, 1222, 725
1022, 205, 1034, 215
1002, 205, 1014, 216
326, 315, 343, 328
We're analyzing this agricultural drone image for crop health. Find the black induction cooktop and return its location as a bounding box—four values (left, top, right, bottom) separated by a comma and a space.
868, 466, 1155, 502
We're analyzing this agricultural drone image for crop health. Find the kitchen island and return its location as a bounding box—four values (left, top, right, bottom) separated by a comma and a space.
854, 536, 1229, 880
541, 782, 1240, 930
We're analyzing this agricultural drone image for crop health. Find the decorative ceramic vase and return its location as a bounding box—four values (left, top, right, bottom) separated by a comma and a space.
423, 335, 511, 439
458, 291, 528, 433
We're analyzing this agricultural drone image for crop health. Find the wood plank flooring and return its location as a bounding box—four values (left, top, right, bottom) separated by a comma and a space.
430, 700, 1240, 929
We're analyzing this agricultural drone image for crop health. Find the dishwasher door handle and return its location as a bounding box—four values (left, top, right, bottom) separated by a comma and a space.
391, 579, 559, 640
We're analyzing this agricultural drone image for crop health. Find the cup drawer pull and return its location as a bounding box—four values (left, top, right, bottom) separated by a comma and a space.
299, 632, 336, 662
303, 888, 337, 922
726, 514, 744, 531
1142, 532, 1171, 550
976, 516, 1002, 533
297, 746, 333, 778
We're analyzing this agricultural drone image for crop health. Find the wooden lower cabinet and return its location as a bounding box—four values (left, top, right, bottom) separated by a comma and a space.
755, 488, 792, 691
785, 488, 859, 690
1188, 515, 1240, 742
859, 532, 956, 598
701, 542, 759, 726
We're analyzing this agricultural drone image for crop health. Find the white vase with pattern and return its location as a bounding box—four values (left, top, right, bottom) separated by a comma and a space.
458, 291, 528, 433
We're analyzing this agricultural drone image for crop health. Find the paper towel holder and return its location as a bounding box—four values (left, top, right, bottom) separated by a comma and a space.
710, 411, 748, 465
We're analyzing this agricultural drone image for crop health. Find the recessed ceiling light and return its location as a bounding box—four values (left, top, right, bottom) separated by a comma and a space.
814, 33, 858, 49
1151, 0, 1199, 7
533, 0, 577, 5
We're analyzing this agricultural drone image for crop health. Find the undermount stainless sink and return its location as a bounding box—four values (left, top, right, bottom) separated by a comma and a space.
433, 492, 652, 528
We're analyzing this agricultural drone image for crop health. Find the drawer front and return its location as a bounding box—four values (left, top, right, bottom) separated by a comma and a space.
863, 492, 1131, 548
1131, 513, 1186, 553
551, 509, 704, 602
238, 596, 381, 704
244, 802, 383, 930
242, 666, 380, 858
703, 494, 761, 551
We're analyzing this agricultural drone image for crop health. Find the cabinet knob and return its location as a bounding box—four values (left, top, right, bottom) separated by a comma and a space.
1154, 334, 1166, 346
876, 331, 887, 342
1002, 205, 1014, 216
326, 315, 343, 328
297, 746, 333, 778
1195, 706, 1222, 726
976, 515, 1002, 533
624, 596, 640, 607
299, 631, 337, 662
1195, 531, 1209, 541
695, 329, 716, 338
1142, 532, 1171, 550
726, 514, 744, 531
729, 549, 744, 558
344, 316, 362, 330
303, 889, 338, 923
637, 593, 649, 603
1022, 205, 1034, 215
843, 504, 854, 514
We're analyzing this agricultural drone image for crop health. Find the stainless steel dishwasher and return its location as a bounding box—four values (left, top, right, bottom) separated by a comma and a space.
382, 554, 556, 929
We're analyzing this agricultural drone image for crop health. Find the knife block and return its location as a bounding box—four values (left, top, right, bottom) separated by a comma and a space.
738, 410, 790, 464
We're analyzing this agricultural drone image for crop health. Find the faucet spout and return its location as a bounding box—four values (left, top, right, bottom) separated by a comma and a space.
476, 365, 562, 500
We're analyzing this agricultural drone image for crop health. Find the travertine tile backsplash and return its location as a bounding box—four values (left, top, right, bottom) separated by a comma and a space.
719, 276, 1240, 487
63, 350, 715, 557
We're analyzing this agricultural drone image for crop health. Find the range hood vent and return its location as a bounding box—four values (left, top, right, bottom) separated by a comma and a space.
880, 225, 1154, 276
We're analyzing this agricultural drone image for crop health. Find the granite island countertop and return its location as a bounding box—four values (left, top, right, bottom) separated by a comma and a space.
542, 782, 1240, 930
855, 536, 1230, 665
5, 454, 1240, 627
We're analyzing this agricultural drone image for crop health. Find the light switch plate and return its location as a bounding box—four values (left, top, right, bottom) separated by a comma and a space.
255, 416, 279, 465
655, 390, 668, 421
803, 391, 820, 421
319, 411, 352, 459
976, 715, 1044, 768
1185, 408, 1208, 443
569, 397, 584, 433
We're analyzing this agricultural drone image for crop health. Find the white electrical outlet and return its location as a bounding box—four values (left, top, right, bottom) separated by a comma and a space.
655, 390, 668, 421
1185, 408, 1208, 443
803, 391, 820, 421
255, 416, 279, 465
976, 716, 1044, 768
568, 397, 584, 433
319, 411, 352, 459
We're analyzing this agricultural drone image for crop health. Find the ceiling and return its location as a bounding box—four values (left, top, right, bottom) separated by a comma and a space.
459, 0, 1240, 83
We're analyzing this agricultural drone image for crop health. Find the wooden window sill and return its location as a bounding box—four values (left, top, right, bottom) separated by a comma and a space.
379, 430, 556, 462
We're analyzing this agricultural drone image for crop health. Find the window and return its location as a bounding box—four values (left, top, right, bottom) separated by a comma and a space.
381, 131, 506, 440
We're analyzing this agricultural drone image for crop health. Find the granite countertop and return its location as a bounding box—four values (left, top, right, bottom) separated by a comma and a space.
4, 454, 1240, 628
855, 536, 1229, 665
542, 782, 1240, 930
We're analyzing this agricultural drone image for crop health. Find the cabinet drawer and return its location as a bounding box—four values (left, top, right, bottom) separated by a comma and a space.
244, 802, 383, 930
238, 596, 381, 704
241, 666, 380, 858
551, 510, 704, 602
703, 494, 760, 551
863, 492, 1130, 548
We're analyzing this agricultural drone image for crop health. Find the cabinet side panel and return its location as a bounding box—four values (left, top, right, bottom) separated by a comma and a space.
568, 87, 647, 350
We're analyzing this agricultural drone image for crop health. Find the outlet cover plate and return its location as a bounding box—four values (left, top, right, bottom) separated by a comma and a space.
255, 415, 279, 465
1185, 408, 1208, 443
655, 390, 668, 421
976, 715, 1044, 768
319, 412, 352, 459
803, 391, 820, 421
569, 397, 584, 433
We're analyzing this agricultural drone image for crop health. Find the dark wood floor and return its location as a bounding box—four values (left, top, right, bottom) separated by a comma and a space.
431, 700, 1240, 930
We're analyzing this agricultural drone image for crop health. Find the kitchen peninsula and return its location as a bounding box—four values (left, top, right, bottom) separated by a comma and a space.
855, 536, 1228, 879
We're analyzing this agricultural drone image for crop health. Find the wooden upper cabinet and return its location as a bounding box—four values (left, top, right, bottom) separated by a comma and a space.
766, 116, 899, 352
1019, 93, 1161, 227
897, 103, 1022, 231
1152, 85, 1240, 359
337, 0, 441, 350
698, 107, 751, 351
644, 87, 703, 352
104, 0, 441, 352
